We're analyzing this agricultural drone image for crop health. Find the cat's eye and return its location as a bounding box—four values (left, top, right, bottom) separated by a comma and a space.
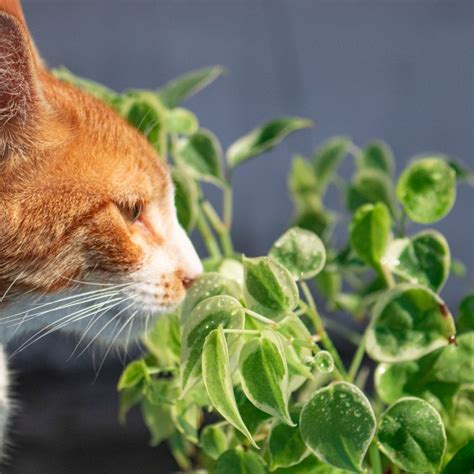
118, 201, 144, 223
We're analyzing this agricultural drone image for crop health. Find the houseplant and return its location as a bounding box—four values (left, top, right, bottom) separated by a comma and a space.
55, 66, 474, 473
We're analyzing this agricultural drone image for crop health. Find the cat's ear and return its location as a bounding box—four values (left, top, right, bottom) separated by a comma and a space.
0, 10, 44, 155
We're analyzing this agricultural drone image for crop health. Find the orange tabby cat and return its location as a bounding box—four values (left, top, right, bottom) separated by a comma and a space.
0, 0, 202, 455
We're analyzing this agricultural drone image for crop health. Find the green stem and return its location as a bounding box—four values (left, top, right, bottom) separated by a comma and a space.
196, 212, 221, 259
224, 329, 260, 335
243, 308, 277, 326
323, 317, 362, 346
392, 463, 401, 474
223, 184, 233, 230
369, 443, 383, 474
299, 281, 348, 378
380, 264, 395, 289
202, 200, 235, 257
348, 330, 368, 383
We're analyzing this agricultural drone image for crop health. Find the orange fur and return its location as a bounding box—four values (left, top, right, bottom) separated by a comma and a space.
0, 1, 194, 304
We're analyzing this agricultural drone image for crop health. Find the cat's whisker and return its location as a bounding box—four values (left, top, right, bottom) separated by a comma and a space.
0, 285, 133, 323
0, 270, 25, 303
93, 310, 138, 382
9, 299, 124, 358
67, 294, 122, 360
75, 300, 137, 358
1, 291, 123, 326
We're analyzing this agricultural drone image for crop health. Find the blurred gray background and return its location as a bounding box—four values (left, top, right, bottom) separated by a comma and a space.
3, 0, 473, 473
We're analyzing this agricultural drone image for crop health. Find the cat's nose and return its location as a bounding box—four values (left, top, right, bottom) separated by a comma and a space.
182, 277, 196, 289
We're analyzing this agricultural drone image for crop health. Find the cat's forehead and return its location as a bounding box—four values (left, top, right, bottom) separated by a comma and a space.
37, 77, 172, 202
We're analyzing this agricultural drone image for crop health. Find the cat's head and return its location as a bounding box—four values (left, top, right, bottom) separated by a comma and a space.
0, 3, 202, 343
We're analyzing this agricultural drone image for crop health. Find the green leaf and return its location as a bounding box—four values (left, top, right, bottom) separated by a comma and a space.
384, 230, 450, 292
200, 423, 229, 461
293, 201, 335, 242
239, 330, 293, 425
445, 390, 474, 461
315, 269, 341, 310
177, 129, 225, 185
51, 66, 119, 105
346, 169, 397, 216
349, 202, 391, 269
172, 168, 199, 232
374, 333, 474, 410
144, 312, 181, 368
270, 227, 326, 280
366, 284, 456, 362
358, 141, 395, 176
157, 65, 225, 108
217, 258, 245, 287
118, 384, 143, 424
118, 359, 148, 390
125, 95, 165, 152
447, 159, 474, 185
141, 398, 175, 446
300, 382, 376, 472
171, 398, 201, 444
214, 448, 268, 474
269, 408, 309, 470
227, 117, 313, 169
377, 397, 446, 473
165, 107, 199, 135
313, 136, 351, 194
289, 156, 319, 204
202, 326, 257, 448
180, 295, 245, 395
180, 272, 242, 324
236, 389, 272, 434
397, 156, 457, 223
443, 440, 474, 474
243, 256, 299, 318
458, 293, 474, 334
273, 456, 345, 474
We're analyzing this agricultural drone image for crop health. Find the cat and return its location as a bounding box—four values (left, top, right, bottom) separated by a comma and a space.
0, 0, 202, 457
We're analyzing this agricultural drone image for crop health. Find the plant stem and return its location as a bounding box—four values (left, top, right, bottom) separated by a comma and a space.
299, 281, 348, 378
348, 330, 368, 383
322, 317, 362, 346
202, 200, 235, 257
392, 463, 401, 474
223, 184, 233, 230
380, 264, 395, 289
224, 329, 260, 335
196, 212, 221, 259
369, 443, 383, 474
243, 308, 277, 326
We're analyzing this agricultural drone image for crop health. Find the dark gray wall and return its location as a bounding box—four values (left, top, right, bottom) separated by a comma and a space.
3, 1, 473, 473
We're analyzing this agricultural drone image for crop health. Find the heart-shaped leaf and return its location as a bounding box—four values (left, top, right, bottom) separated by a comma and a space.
243, 256, 299, 318
180, 273, 242, 324
270, 227, 326, 280
118, 359, 149, 390
299, 382, 376, 472
177, 129, 224, 185
272, 456, 346, 473
202, 326, 257, 448
384, 230, 450, 292
239, 330, 293, 425
180, 295, 244, 395
397, 156, 456, 223
141, 398, 176, 447
358, 141, 395, 176
214, 448, 268, 474
157, 65, 225, 108
293, 201, 335, 242
366, 284, 456, 362
172, 168, 199, 232
377, 397, 446, 473
312, 137, 351, 195
350, 202, 391, 269
227, 117, 313, 169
